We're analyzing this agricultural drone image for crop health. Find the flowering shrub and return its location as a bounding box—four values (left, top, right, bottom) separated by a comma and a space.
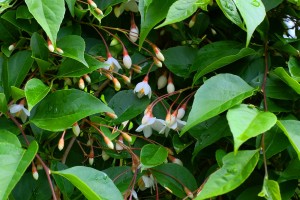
1, 0, 300, 199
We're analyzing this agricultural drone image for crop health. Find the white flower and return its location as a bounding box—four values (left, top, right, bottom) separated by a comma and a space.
134, 79, 151, 98
104, 56, 121, 72
131, 189, 139, 200
155, 114, 186, 137
138, 174, 155, 191
9, 104, 30, 123
135, 113, 156, 138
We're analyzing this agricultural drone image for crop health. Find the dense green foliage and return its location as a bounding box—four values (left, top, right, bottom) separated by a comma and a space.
0, 0, 300, 199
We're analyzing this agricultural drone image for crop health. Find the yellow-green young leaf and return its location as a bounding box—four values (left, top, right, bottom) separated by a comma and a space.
277, 120, 300, 159
156, 0, 212, 29
234, 0, 266, 47
25, 78, 50, 111
227, 104, 277, 153
25, 0, 65, 46
52, 166, 123, 200
181, 74, 256, 135
140, 144, 168, 170
258, 179, 281, 200
195, 150, 259, 200
216, 0, 245, 30
273, 67, 300, 94
0, 130, 38, 200
0, 93, 7, 113
30, 89, 114, 131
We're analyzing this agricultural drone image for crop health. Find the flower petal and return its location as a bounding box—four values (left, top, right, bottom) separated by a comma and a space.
143, 126, 152, 138
21, 107, 30, 116
135, 124, 145, 132
9, 104, 23, 114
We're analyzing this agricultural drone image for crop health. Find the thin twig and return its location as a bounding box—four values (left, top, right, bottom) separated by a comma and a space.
61, 136, 77, 164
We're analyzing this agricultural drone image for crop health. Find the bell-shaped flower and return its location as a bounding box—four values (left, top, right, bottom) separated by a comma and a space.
104, 53, 121, 72
9, 103, 30, 123
134, 76, 151, 99
155, 112, 186, 137
135, 112, 156, 138
138, 174, 155, 191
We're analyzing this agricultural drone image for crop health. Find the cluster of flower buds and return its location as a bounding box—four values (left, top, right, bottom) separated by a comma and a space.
78, 74, 91, 90
87, 0, 103, 15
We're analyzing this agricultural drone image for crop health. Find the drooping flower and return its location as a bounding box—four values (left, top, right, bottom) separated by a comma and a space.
134, 76, 151, 98
138, 174, 155, 191
9, 103, 30, 123
155, 112, 186, 137
135, 112, 156, 138
104, 53, 121, 72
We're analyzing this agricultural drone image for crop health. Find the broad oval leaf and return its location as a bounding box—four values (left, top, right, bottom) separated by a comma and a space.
258, 179, 282, 200
52, 166, 123, 200
216, 0, 244, 30
195, 150, 259, 200
108, 90, 150, 123
25, 0, 65, 45
140, 144, 168, 169
234, 0, 266, 47
227, 104, 277, 153
25, 78, 50, 111
103, 166, 133, 193
152, 163, 198, 198
277, 120, 300, 159
273, 67, 300, 94
181, 73, 256, 135
0, 130, 38, 200
57, 35, 88, 66
192, 41, 256, 82
288, 56, 300, 82
278, 159, 300, 182
30, 89, 113, 131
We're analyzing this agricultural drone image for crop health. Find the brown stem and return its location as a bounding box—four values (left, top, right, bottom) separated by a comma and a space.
61, 136, 76, 164
94, 79, 110, 97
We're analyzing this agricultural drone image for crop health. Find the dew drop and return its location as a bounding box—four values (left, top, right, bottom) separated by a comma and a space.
251, 0, 260, 7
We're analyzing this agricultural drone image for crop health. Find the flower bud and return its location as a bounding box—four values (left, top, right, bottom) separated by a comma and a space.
8, 43, 16, 51
64, 77, 72, 86
112, 77, 121, 91
72, 122, 80, 137
152, 45, 165, 62
95, 8, 103, 16
58, 137, 64, 151
121, 132, 132, 143
88, 147, 94, 165
153, 57, 162, 68
211, 28, 217, 35
168, 155, 183, 166
56, 47, 64, 54
87, 0, 97, 9
123, 51, 132, 69
78, 78, 85, 90
129, 26, 139, 43
86, 138, 93, 146
167, 83, 175, 94
104, 136, 114, 149
89, 157, 94, 165
102, 150, 110, 161
32, 163, 39, 180
177, 107, 186, 120
121, 75, 131, 84
132, 64, 142, 73
48, 40, 54, 52
189, 14, 197, 28
116, 136, 124, 151
157, 72, 167, 89
83, 74, 91, 84
105, 112, 118, 119
184, 187, 194, 199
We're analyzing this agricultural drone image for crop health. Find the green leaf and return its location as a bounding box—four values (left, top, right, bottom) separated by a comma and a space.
57, 35, 88, 66
57, 54, 109, 77
65, 0, 76, 17
0, 130, 38, 200
227, 104, 277, 153
261, 0, 283, 11
16, 5, 33, 19
31, 89, 113, 131
181, 74, 255, 135
103, 166, 133, 193
25, 78, 51, 111
234, 0, 266, 47
11, 86, 25, 101
277, 120, 300, 159
0, 93, 7, 113
288, 56, 300, 82
152, 163, 198, 198
192, 41, 256, 82
195, 150, 259, 200
156, 0, 210, 28
139, 0, 176, 47
163, 46, 197, 78
278, 159, 300, 182
258, 179, 281, 200
265, 76, 298, 100
216, 0, 245, 30
52, 166, 123, 200
140, 144, 168, 169
25, 0, 65, 45
30, 32, 48, 60
108, 90, 150, 123
273, 67, 300, 94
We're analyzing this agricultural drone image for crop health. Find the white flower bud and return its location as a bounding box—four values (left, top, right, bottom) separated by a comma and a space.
123, 54, 132, 69
32, 171, 39, 180
78, 78, 85, 90
177, 108, 185, 120
8, 44, 15, 51
167, 82, 175, 94
129, 26, 139, 43
104, 137, 114, 149
89, 157, 94, 165
72, 122, 80, 137
102, 150, 110, 161
157, 74, 167, 89
58, 138, 64, 151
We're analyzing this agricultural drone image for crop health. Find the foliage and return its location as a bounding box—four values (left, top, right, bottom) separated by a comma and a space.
0, 0, 300, 199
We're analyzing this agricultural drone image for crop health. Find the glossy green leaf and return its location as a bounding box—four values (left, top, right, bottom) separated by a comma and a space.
0, 130, 38, 200
25, 78, 51, 111
11, 86, 25, 101
51, 161, 74, 197
234, 0, 266, 46
152, 163, 198, 198
163, 46, 197, 78
273, 67, 300, 94
108, 90, 150, 123
216, 0, 245, 30
52, 166, 123, 200
65, 0, 76, 17
30, 32, 48, 60
288, 56, 300, 82
31, 89, 113, 131
156, 0, 211, 28
139, 0, 176, 47
57, 35, 88, 66
103, 166, 133, 193
0, 93, 7, 113
25, 0, 65, 45
258, 179, 281, 200
195, 150, 259, 199
181, 73, 255, 135
16, 5, 33, 19
192, 41, 256, 82
262, 0, 283, 11
278, 159, 300, 182
277, 120, 300, 159
172, 134, 193, 154
227, 104, 277, 153
57, 54, 108, 77
98, 0, 125, 10
140, 144, 168, 169
265, 76, 298, 100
